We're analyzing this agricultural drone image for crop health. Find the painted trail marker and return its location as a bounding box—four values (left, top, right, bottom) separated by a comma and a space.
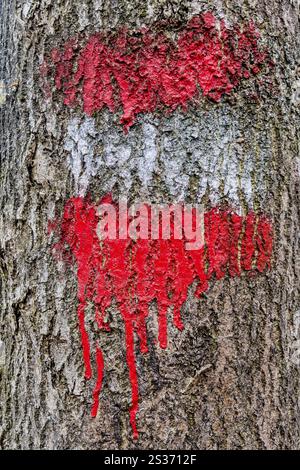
42, 13, 270, 131
51, 197, 273, 438
46, 13, 273, 438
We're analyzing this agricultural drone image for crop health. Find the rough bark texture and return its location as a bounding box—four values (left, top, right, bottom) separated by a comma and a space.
0, 0, 299, 450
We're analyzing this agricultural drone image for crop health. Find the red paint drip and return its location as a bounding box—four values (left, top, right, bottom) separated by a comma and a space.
91, 347, 104, 418
44, 13, 269, 130
52, 197, 273, 438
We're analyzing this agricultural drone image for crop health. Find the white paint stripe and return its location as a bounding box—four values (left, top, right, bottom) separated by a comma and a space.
64, 113, 271, 207
64, 117, 100, 196
139, 122, 158, 188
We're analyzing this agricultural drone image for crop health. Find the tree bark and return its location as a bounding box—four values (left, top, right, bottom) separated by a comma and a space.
0, 0, 299, 450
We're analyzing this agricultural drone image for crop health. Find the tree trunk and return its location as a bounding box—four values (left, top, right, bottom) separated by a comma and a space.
0, 0, 299, 450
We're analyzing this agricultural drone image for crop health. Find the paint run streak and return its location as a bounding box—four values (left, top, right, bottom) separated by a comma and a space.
44, 13, 269, 131
52, 196, 273, 439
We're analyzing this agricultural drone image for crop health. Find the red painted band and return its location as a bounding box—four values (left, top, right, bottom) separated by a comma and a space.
51, 196, 273, 438
43, 13, 270, 130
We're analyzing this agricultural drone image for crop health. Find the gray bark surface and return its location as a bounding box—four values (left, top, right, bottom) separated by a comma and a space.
0, 0, 299, 449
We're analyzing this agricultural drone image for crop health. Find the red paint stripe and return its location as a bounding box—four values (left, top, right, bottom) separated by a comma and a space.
78, 302, 92, 380
91, 346, 104, 417
43, 13, 269, 130
51, 196, 273, 438
155, 240, 171, 349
